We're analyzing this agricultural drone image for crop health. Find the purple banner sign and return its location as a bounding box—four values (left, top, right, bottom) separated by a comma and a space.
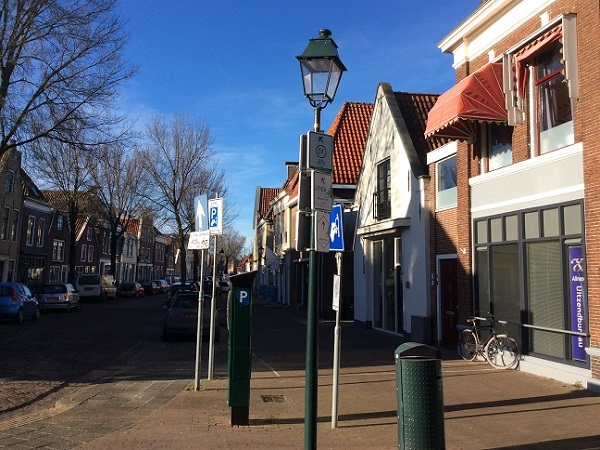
569, 246, 587, 361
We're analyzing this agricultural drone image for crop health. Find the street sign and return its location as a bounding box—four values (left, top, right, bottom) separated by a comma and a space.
188, 230, 210, 250
298, 171, 311, 211
295, 211, 311, 251
307, 131, 333, 173
332, 274, 340, 311
311, 171, 332, 211
314, 210, 330, 253
329, 204, 345, 252
195, 195, 208, 231
208, 197, 223, 235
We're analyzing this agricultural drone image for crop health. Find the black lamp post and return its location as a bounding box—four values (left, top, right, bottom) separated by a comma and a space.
219, 248, 225, 276
297, 29, 345, 450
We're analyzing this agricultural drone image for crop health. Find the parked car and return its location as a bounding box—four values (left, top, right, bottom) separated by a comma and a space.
167, 281, 199, 302
0, 282, 40, 323
38, 283, 80, 312
77, 274, 117, 302
162, 292, 220, 341
140, 281, 159, 295
152, 279, 169, 293
118, 282, 145, 298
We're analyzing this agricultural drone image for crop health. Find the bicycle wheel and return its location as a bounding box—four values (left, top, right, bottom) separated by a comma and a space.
485, 334, 519, 369
458, 329, 478, 361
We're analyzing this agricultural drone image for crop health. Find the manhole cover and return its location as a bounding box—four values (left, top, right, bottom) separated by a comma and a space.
260, 394, 285, 403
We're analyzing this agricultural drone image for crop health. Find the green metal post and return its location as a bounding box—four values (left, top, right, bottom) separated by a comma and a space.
304, 106, 321, 450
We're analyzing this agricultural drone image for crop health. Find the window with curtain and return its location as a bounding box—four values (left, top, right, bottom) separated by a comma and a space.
436, 155, 457, 209
487, 123, 513, 171
535, 42, 574, 154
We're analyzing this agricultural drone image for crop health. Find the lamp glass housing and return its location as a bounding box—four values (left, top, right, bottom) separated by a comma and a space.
297, 29, 346, 109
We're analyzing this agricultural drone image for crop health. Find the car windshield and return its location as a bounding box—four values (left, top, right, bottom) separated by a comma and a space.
172, 296, 198, 309
78, 275, 100, 285
42, 285, 67, 294
121, 283, 135, 289
171, 283, 198, 293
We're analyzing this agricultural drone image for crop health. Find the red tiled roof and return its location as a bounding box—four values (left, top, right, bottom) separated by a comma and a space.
259, 188, 279, 218
394, 92, 450, 161
123, 218, 140, 234
283, 170, 299, 196
327, 102, 373, 185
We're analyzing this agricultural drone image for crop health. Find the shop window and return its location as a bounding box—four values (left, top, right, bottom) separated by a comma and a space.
527, 240, 564, 358
436, 155, 457, 210
542, 208, 560, 237
563, 204, 582, 235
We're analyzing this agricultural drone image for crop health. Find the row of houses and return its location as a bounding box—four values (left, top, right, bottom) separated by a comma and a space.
0, 148, 180, 292
252, 0, 600, 389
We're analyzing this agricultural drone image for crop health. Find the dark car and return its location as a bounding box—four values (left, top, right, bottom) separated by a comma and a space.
0, 282, 40, 323
38, 283, 80, 312
162, 292, 219, 341
118, 282, 145, 298
167, 281, 199, 302
140, 281, 159, 295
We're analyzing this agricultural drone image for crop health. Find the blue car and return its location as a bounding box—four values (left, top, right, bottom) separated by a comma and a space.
0, 282, 40, 323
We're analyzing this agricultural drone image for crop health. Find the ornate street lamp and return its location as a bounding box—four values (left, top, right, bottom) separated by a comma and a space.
297, 29, 346, 131
297, 29, 345, 450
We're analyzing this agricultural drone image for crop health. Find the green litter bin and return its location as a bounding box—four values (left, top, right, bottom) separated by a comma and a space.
395, 342, 445, 449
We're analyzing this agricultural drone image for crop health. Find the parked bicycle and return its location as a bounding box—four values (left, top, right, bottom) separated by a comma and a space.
458, 313, 519, 369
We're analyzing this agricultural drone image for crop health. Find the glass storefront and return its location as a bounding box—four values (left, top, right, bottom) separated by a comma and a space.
474, 200, 588, 366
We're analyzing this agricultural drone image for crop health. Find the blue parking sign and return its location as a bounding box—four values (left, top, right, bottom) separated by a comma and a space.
208, 197, 223, 235
329, 204, 344, 252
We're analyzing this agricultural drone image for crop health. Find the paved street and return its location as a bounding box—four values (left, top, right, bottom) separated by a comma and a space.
2, 296, 600, 449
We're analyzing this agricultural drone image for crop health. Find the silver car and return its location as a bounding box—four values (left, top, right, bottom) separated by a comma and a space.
38, 283, 80, 312
162, 292, 219, 342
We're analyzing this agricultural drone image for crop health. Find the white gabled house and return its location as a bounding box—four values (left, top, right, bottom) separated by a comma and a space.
353, 83, 444, 341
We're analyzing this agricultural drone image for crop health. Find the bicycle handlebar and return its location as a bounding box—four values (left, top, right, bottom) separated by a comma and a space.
470, 314, 508, 326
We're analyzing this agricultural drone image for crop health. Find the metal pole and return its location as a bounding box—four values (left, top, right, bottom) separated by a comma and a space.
331, 251, 342, 428
305, 106, 321, 450
194, 249, 206, 391
208, 235, 218, 380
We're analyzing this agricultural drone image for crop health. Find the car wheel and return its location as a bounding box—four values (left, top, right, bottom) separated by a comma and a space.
33, 307, 40, 320
14, 308, 23, 324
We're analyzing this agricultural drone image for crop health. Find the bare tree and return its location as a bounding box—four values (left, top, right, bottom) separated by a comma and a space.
220, 228, 246, 274
0, 0, 135, 157
27, 135, 95, 284
89, 144, 147, 279
140, 114, 226, 282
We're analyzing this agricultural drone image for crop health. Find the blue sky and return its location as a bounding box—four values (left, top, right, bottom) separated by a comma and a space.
117, 1, 481, 251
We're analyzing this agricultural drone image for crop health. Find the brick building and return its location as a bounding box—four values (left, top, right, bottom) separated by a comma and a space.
425, 0, 599, 386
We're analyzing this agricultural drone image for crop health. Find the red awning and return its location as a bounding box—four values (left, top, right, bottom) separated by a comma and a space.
424, 62, 507, 141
